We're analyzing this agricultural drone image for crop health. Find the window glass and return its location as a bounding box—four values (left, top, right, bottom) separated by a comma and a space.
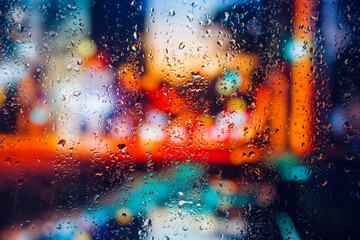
0, 0, 359, 239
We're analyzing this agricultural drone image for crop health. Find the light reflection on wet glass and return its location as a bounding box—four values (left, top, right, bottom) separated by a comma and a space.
0, 0, 359, 239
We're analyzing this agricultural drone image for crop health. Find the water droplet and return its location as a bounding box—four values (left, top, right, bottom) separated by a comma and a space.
310, 47, 315, 54
77, 59, 83, 65
70, 40, 76, 47
17, 24, 23, 33
178, 200, 193, 206
67, 4, 77, 10
217, 40, 223, 47
49, 31, 57, 37
179, 42, 186, 50
57, 139, 66, 147
73, 90, 81, 97
346, 153, 353, 161
133, 31, 138, 39
169, 9, 175, 16
223, 12, 229, 22
310, 66, 316, 73
131, 44, 140, 52
118, 143, 127, 149
187, 14, 194, 22
0, 135, 6, 144
143, 219, 152, 228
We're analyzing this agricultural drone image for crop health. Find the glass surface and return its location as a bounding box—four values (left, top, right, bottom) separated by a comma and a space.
0, 0, 359, 239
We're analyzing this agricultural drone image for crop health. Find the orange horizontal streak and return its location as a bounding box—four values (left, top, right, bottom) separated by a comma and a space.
0, 134, 264, 178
